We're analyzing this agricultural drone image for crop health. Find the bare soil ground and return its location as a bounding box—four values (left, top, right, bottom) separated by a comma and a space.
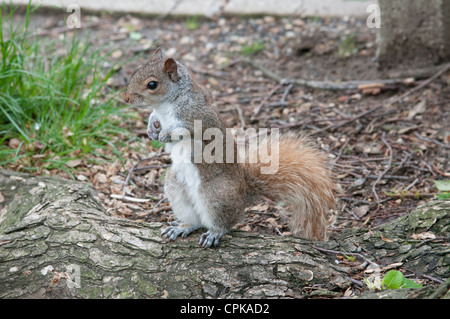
5, 13, 450, 240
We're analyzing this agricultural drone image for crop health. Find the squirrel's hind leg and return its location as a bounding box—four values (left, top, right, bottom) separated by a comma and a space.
162, 169, 203, 242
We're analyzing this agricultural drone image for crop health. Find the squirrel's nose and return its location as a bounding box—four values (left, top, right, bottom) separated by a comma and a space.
123, 93, 132, 103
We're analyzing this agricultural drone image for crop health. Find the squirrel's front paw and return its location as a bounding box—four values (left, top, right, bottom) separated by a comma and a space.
158, 129, 173, 143
147, 119, 162, 141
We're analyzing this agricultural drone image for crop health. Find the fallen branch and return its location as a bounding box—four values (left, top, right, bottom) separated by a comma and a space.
309, 62, 450, 136
239, 57, 414, 91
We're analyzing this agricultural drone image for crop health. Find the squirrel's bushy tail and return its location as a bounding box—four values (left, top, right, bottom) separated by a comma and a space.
242, 132, 338, 241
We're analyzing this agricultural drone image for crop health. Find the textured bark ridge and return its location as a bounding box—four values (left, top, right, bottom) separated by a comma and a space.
0, 169, 448, 299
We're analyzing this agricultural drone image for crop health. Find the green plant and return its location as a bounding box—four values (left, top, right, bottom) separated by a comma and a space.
150, 140, 165, 149
338, 33, 357, 57
384, 187, 410, 198
433, 180, 450, 200
240, 41, 265, 56
342, 252, 356, 262
185, 16, 200, 31
0, 2, 132, 174
364, 270, 422, 291
381, 270, 422, 289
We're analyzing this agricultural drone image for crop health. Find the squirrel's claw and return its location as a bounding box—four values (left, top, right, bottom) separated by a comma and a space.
161, 225, 198, 241
198, 230, 225, 248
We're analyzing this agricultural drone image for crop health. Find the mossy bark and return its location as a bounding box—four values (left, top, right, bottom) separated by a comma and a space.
0, 169, 448, 299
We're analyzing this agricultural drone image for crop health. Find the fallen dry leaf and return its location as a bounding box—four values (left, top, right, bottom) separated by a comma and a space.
358, 83, 384, 95
411, 232, 436, 240
65, 159, 82, 168
407, 99, 427, 120
354, 205, 369, 218
380, 235, 393, 243
8, 138, 21, 149
266, 217, 280, 227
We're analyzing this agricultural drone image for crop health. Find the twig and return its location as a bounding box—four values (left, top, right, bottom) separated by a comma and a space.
432, 164, 450, 177
309, 104, 383, 136
331, 138, 350, 169
403, 268, 445, 284
420, 274, 445, 284
274, 227, 285, 237
415, 236, 450, 247
139, 203, 173, 217
135, 197, 168, 217
339, 197, 371, 205
312, 246, 379, 268
414, 132, 450, 150
391, 152, 412, 174
405, 178, 419, 191
252, 82, 284, 117
122, 153, 169, 197
372, 133, 393, 211
397, 63, 450, 100
110, 194, 151, 203
367, 175, 409, 181
267, 83, 294, 108
347, 277, 365, 288
133, 164, 171, 173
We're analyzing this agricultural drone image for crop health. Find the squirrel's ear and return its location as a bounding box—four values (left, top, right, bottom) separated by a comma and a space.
163, 58, 179, 82
152, 47, 163, 61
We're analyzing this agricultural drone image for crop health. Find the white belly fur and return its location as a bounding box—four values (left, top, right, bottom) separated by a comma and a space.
152, 104, 213, 230
168, 140, 214, 229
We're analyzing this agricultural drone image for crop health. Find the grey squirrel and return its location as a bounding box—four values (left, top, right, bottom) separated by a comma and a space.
123, 48, 338, 247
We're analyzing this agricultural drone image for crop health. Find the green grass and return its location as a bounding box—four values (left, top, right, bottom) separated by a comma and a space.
338, 33, 358, 57
0, 3, 132, 175
240, 41, 265, 56
185, 15, 200, 31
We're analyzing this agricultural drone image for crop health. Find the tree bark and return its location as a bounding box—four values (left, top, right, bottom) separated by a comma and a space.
0, 169, 448, 299
377, 0, 450, 70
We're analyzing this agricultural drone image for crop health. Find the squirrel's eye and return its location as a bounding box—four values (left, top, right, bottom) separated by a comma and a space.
147, 81, 158, 90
